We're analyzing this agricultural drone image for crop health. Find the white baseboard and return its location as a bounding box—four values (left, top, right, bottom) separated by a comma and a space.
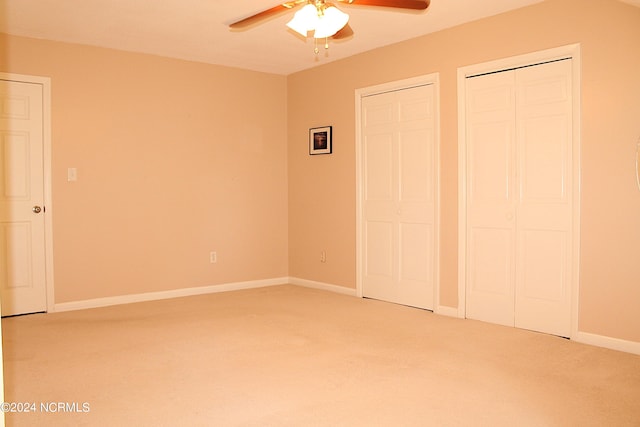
288, 277, 358, 297
435, 305, 459, 318
53, 277, 289, 312
52, 280, 640, 357
573, 331, 640, 356
435, 305, 640, 356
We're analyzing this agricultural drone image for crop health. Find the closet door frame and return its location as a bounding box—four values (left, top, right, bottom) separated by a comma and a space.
456, 44, 581, 337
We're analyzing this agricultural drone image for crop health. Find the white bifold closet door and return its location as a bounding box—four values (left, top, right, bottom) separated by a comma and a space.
361, 83, 437, 310
465, 59, 574, 337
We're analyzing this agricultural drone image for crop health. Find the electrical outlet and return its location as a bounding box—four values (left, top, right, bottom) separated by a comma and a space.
210, 251, 217, 263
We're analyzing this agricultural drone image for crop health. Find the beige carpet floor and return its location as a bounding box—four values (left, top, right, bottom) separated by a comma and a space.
2, 284, 639, 426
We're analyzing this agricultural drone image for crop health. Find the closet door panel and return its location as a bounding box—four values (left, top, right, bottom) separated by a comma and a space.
515, 59, 573, 337
465, 70, 517, 325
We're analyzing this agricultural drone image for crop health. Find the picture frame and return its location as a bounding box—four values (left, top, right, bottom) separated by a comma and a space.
309, 126, 332, 155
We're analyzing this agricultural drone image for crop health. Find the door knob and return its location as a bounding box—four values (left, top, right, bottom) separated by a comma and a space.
32, 206, 42, 214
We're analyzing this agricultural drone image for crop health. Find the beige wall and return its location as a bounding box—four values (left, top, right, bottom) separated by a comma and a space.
288, 0, 640, 342
0, 34, 289, 302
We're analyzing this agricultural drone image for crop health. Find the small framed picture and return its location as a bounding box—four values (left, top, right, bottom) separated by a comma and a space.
309, 126, 332, 155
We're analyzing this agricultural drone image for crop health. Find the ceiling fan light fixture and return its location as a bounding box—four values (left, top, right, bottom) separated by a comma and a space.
313, 6, 349, 39
286, 4, 318, 36
229, 0, 430, 58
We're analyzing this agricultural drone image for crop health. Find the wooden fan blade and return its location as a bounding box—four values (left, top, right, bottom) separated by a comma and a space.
337, 0, 429, 10
229, 1, 306, 29
332, 23, 354, 40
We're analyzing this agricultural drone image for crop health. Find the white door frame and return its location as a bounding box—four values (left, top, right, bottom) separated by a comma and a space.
355, 73, 441, 311
1, 72, 55, 313
456, 44, 581, 336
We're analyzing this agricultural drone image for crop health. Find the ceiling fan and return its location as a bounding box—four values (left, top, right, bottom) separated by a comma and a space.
229, 0, 430, 53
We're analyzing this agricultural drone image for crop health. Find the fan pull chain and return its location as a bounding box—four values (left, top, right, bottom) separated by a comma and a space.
313, 37, 330, 55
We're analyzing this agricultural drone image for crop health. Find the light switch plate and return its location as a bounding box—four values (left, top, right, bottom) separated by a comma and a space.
68, 167, 77, 182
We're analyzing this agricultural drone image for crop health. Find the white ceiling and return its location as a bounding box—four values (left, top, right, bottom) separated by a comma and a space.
0, 0, 634, 76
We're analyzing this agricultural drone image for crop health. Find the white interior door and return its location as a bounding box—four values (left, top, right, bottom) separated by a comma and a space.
361, 83, 437, 310
464, 59, 574, 337
0, 78, 48, 316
